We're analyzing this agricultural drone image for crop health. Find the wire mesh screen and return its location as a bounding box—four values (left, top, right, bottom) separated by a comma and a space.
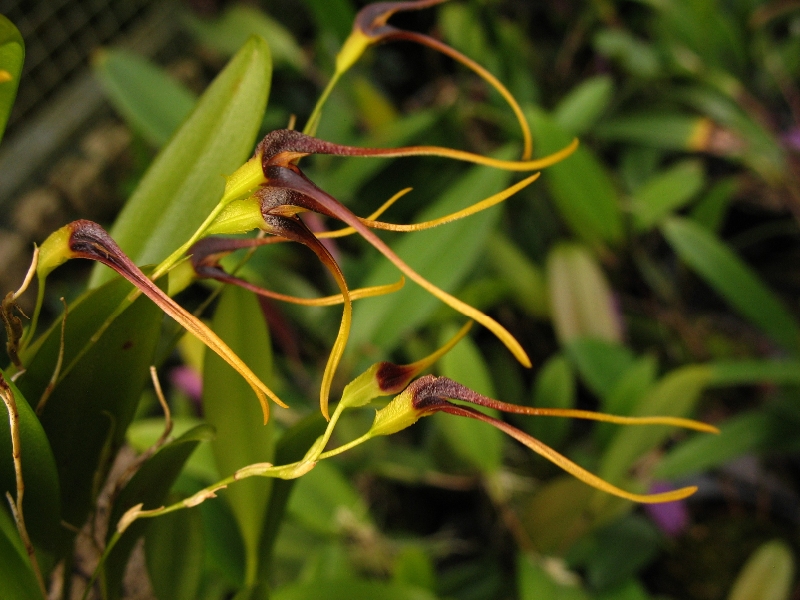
1, 0, 160, 136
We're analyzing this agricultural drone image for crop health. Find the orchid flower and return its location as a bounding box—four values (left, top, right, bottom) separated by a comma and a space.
34, 220, 286, 423
309, 0, 533, 160
325, 365, 719, 504
197, 128, 576, 419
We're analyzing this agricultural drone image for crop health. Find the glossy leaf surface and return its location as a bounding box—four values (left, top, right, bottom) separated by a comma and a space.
663, 217, 800, 353
93, 48, 197, 147
17, 276, 162, 532
104, 424, 214, 600
203, 284, 274, 583
92, 36, 272, 285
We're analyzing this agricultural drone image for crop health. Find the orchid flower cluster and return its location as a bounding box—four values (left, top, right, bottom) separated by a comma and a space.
6, 0, 716, 547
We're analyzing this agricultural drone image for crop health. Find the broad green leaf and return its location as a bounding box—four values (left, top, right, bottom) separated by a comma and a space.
567, 514, 661, 590
92, 36, 272, 286
17, 276, 163, 533
524, 355, 575, 448
487, 233, 549, 318
0, 372, 61, 553
593, 30, 661, 78
595, 113, 712, 151
595, 579, 652, 600
183, 5, 306, 70
287, 460, 370, 535
232, 583, 270, 600
520, 476, 627, 555
104, 424, 215, 600
201, 490, 246, 588
257, 413, 326, 578
0, 508, 41, 600
273, 578, 437, 600
599, 365, 713, 486
708, 360, 800, 386
680, 86, 786, 183
127, 416, 218, 483
654, 411, 771, 479
631, 160, 705, 231
393, 546, 436, 592
93, 48, 197, 147
662, 216, 800, 353
595, 356, 658, 447
517, 553, 589, 600
554, 75, 614, 136
728, 540, 795, 600
690, 177, 738, 233
433, 326, 502, 474
440, 3, 500, 75
564, 338, 635, 400
546, 244, 623, 345
0, 15, 24, 145
529, 108, 624, 246
145, 505, 204, 600
348, 149, 513, 356
204, 285, 274, 585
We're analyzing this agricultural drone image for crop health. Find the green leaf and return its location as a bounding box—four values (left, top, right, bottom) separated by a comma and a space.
631, 160, 705, 231
564, 338, 635, 400
91, 36, 272, 286
93, 48, 197, 147
17, 276, 163, 534
203, 284, 274, 584
287, 461, 370, 535
433, 326, 503, 474
662, 216, 800, 353
728, 540, 795, 600
654, 411, 770, 480
145, 505, 205, 600
393, 546, 436, 592
0, 508, 42, 600
525, 355, 575, 448
567, 514, 661, 590
272, 578, 437, 600
0, 15, 24, 145
593, 30, 661, 78
183, 5, 306, 70
348, 149, 513, 356
546, 244, 623, 345
599, 365, 713, 487
690, 177, 738, 233
104, 424, 215, 600
595, 356, 658, 447
257, 413, 326, 577
517, 553, 589, 600
487, 233, 549, 318
0, 372, 61, 553
708, 360, 800, 386
528, 108, 624, 246
127, 417, 218, 483
595, 113, 711, 151
553, 75, 614, 136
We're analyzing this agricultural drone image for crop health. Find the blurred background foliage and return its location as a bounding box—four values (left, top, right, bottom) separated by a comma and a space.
3, 0, 800, 598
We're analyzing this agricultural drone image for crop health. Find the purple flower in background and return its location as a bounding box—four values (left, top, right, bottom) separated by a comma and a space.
170, 365, 203, 402
645, 482, 690, 536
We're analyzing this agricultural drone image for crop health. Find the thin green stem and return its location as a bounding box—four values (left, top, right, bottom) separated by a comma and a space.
304, 69, 344, 137
318, 431, 374, 459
